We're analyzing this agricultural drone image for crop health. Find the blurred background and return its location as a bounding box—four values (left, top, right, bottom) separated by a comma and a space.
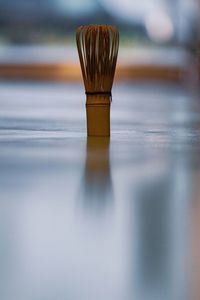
0, 1, 200, 300
0, 0, 198, 45
0, 0, 199, 80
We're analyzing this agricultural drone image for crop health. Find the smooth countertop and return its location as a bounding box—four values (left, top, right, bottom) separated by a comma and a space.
0, 81, 199, 300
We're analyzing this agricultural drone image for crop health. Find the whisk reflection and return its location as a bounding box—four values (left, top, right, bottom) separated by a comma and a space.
81, 137, 113, 212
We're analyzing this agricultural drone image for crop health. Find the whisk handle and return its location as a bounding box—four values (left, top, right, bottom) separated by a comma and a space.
85, 91, 112, 102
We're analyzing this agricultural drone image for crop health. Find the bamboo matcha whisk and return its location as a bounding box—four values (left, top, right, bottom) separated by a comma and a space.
76, 25, 119, 136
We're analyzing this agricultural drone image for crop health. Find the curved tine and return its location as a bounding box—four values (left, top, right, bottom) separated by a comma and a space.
114, 30, 119, 68
82, 27, 90, 89
112, 29, 118, 83
109, 27, 119, 87
81, 29, 88, 89
109, 28, 115, 79
105, 28, 112, 91
76, 28, 87, 87
115, 29, 120, 58
102, 27, 109, 91
94, 26, 99, 91
87, 26, 94, 91
88, 26, 96, 91
99, 26, 103, 90
90, 26, 97, 90
77, 25, 119, 93
95, 26, 103, 91
100, 26, 104, 91
109, 28, 114, 90
112, 30, 119, 80
112, 28, 119, 59
112, 29, 119, 63
79, 27, 90, 90
95, 26, 101, 91
105, 27, 114, 89
84, 27, 89, 85
94, 27, 99, 91
100, 26, 110, 91
105, 27, 110, 89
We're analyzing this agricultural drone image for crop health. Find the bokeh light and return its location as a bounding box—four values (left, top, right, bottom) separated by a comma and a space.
145, 11, 174, 43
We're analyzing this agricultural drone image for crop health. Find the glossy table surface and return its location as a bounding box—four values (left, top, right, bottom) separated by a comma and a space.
0, 81, 200, 300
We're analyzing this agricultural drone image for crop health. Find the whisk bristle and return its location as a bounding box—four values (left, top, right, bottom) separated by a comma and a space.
76, 25, 119, 136
76, 25, 119, 93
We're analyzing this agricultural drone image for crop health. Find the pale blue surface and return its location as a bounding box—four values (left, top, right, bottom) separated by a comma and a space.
0, 81, 199, 300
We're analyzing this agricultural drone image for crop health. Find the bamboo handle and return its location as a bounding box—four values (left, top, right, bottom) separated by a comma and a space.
86, 95, 110, 136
